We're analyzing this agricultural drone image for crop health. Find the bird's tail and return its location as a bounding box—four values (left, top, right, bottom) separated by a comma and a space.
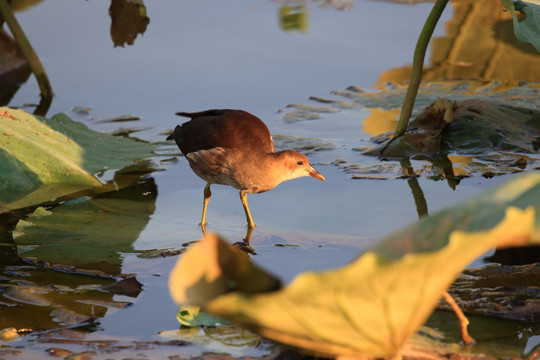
175, 110, 225, 118
166, 124, 182, 141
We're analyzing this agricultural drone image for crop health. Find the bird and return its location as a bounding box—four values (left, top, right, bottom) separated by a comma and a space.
167, 109, 325, 230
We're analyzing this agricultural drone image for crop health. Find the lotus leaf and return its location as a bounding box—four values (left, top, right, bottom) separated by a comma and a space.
501, 0, 540, 52
169, 173, 540, 358
0, 107, 154, 212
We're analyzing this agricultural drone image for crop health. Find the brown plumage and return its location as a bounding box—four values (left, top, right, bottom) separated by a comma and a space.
167, 109, 325, 229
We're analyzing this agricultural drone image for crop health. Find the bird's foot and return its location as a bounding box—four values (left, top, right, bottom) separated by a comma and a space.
232, 241, 257, 256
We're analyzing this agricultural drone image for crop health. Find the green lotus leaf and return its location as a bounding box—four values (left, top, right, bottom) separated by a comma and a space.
169, 173, 540, 358
176, 305, 232, 327
0, 107, 154, 212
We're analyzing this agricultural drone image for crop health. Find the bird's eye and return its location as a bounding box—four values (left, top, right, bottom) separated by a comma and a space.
297, 160, 304, 166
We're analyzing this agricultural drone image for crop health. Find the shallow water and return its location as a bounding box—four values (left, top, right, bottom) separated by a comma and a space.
1, 0, 539, 358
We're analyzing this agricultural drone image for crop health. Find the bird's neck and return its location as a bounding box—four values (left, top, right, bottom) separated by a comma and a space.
263, 150, 301, 183
231, 151, 291, 193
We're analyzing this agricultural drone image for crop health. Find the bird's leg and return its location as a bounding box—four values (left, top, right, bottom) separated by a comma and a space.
239, 191, 255, 229
243, 226, 254, 244
200, 183, 211, 226
200, 223, 208, 238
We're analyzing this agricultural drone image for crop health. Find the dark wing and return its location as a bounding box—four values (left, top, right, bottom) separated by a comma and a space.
171, 109, 274, 155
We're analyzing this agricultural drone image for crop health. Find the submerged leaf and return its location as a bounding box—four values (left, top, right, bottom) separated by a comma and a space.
169, 173, 540, 358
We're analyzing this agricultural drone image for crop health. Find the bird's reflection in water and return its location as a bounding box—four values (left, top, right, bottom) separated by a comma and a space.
199, 223, 257, 255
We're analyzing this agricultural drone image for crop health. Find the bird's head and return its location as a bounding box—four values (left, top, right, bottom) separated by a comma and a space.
276, 150, 326, 182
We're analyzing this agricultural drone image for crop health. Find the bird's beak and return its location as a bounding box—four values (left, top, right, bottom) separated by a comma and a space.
309, 167, 326, 181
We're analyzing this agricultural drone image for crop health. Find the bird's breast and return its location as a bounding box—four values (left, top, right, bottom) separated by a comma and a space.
187, 148, 282, 193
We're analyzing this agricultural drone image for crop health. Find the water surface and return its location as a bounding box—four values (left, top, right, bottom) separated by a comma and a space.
1, 0, 538, 358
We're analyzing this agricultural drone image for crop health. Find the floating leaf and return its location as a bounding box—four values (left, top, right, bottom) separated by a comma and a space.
158, 325, 262, 357
0, 261, 131, 330
169, 173, 540, 358
438, 262, 540, 321
290, 82, 540, 180
0, 107, 155, 212
272, 134, 336, 153
367, 98, 540, 160
96, 114, 140, 123
176, 305, 231, 327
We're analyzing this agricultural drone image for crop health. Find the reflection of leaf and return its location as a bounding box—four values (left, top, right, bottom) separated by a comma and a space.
279, 5, 309, 33
501, 0, 540, 52
0, 28, 31, 105
0, 107, 155, 212
10, 0, 43, 12
14, 176, 157, 275
388, 0, 540, 83
169, 173, 540, 358
101, 276, 143, 298
108, 0, 150, 47
0, 261, 132, 330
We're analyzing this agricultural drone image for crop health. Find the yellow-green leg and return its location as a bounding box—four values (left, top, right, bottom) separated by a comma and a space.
239, 191, 255, 229
200, 183, 211, 226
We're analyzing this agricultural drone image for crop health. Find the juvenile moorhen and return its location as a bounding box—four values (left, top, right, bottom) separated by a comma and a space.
167, 109, 325, 229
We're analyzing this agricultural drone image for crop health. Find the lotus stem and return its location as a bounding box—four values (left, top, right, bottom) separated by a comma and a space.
394, 0, 449, 137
